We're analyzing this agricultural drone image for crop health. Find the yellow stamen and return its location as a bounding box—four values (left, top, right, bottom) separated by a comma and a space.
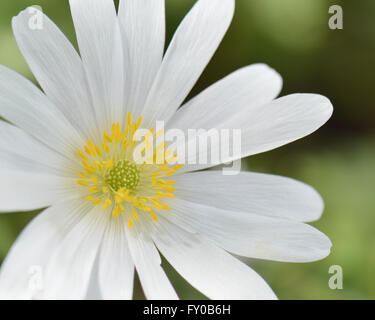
78, 172, 86, 179
93, 198, 102, 205
77, 180, 89, 186
90, 176, 98, 183
77, 113, 183, 227
89, 186, 99, 194
131, 210, 139, 220
102, 186, 109, 194
150, 211, 158, 222
78, 150, 87, 160
101, 198, 112, 210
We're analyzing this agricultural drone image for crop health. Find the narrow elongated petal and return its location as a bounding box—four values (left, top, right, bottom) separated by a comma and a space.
153, 218, 277, 300
0, 199, 89, 299
177, 94, 333, 172
69, 0, 125, 131
164, 198, 332, 262
12, 8, 99, 142
42, 205, 107, 299
118, 0, 165, 118
98, 216, 134, 300
167, 64, 282, 131
0, 65, 84, 157
0, 172, 74, 213
0, 120, 69, 176
141, 0, 235, 127
174, 171, 324, 222
126, 224, 178, 300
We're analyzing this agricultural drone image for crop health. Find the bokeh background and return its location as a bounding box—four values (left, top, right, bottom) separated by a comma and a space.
0, 0, 374, 299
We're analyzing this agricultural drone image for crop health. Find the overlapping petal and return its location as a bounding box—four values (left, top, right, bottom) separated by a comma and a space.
154, 218, 277, 300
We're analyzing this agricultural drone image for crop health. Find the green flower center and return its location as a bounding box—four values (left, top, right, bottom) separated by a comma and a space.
105, 160, 140, 191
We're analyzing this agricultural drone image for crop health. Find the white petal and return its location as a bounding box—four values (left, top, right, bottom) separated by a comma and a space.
236, 94, 334, 157
167, 64, 282, 131
69, 0, 125, 132
0, 199, 87, 299
0, 172, 74, 213
0, 120, 69, 176
126, 223, 178, 300
153, 218, 277, 300
42, 204, 107, 299
118, 0, 165, 118
164, 198, 332, 262
12, 8, 99, 142
179, 93, 333, 172
141, 0, 235, 127
98, 216, 134, 300
174, 171, 324, 222
0, 65, 84, 157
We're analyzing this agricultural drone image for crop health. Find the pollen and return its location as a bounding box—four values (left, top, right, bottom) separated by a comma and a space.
76, 112, 183, 228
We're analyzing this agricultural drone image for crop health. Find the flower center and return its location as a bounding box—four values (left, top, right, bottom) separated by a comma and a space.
76, 112, 183, 228
105, 160, 140, 191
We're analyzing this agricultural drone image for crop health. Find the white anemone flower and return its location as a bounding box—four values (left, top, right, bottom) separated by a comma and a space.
0, 0, 333, 300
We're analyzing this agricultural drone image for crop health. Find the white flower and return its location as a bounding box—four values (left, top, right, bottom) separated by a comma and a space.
0, 0, 333, 300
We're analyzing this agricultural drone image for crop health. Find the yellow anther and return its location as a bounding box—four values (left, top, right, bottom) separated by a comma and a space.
82, 160, 89, 167
142, 206, 152, 213
112, 205, 124, 218
77, 180, 89, 186
115, 195, 123, 204
150, 212, 158, 222
105, 159, 113, 168
103, 131, 112, 143
102, 186, 109, 194
128, 217, 134, 229
158, 166, 172, 172
152, 202, 171, 210
115, 126, 122, 143
78, 172, 86, 179
84, 167, 95, 175
164, 180, 176, 185
173, 164, 184, 171
78, 150, 87, 160
111, 123, 121, 142
157, 179, 176, 185
124, 125, 129, 135
112, 206, 120, 218
161, 185, 176, 192
84, 146, 92, 156
101, 198, 112, 210
95, 146, 102, 157
102, 143, 109, 153
93, 198, 102, 205
118, 188, 130, 198
127, 112, 132, 125
136, 115, 143, 129
90, 176, 98, 183
155, 129, 165, 138
131, 210, 139, 220
89, 186, 99, 194
86, 139, 97, 157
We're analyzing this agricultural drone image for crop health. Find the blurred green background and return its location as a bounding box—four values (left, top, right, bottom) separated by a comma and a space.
0, 0, 374, 299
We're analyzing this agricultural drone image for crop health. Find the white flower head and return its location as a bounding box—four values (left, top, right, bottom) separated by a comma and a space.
0, 0, 333, 300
